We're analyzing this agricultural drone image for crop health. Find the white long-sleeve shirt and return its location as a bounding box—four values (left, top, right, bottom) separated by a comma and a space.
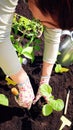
0, 0, 21, 76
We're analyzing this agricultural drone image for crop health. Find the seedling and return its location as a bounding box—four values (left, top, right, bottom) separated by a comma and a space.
39, 84, 64, 116
10, 34, 35, 63
55, 64, 69, 73
11, 13, 43, 63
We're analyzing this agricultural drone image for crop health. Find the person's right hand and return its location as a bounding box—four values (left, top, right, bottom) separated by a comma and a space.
13, 75, 35, 109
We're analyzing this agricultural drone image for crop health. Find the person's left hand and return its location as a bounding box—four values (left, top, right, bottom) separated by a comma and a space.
33, 76, 50, 104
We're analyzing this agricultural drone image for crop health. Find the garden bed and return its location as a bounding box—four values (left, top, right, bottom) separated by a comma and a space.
0, 0, 73, 130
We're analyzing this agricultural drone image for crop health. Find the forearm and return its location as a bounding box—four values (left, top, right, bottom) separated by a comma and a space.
42, 61, 53, 77
0, 0, 26, 84
11, 67, 28, 84
41, 27, 62, 78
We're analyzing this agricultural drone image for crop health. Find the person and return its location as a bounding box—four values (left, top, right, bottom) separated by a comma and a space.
0, 0, 73, 109
0, 0, 35, 109
26, 0, 73, 104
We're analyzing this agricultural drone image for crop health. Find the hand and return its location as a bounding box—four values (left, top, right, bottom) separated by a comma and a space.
33, 76, 50, 104
14, 75, 35, 109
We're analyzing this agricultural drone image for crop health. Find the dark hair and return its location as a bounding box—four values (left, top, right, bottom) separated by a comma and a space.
35, 0, 73, 30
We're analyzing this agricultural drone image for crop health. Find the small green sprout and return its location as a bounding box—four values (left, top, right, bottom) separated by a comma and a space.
39, 84, 64, 116
55, 64, 69, 73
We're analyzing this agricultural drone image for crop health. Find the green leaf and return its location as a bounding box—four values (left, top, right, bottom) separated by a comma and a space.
34, 45, 40, 51
22, 46, 33, 54
34, 39, 41, 44
10, 35, 15, 43
50, 99, 64, 111
23, 52, 34, 60
19, 16, 31, 27
40, 84, 52, 97
42, 104, 53, 116
55, 64, 62, 73
60, 67, 69, 73
0, 94, 9, 106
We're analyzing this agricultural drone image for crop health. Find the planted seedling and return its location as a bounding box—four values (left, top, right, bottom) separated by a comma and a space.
39, 84, 64, 116
55, 64, 69, 73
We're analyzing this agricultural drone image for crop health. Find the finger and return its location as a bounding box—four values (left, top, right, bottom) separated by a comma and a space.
33, 93, 41, 104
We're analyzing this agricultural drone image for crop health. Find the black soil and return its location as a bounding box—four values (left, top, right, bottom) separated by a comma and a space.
0, 0, 73, 130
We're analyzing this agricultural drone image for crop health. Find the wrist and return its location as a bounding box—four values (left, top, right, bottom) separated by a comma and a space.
42, 62, 53, 76
40, 75, 50, 85
17, 75, 30, 89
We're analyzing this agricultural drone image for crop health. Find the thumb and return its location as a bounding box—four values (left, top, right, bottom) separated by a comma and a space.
33, 92, 42, 104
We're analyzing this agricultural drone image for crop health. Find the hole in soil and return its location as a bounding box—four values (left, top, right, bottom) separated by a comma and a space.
25, 101, 42, 120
